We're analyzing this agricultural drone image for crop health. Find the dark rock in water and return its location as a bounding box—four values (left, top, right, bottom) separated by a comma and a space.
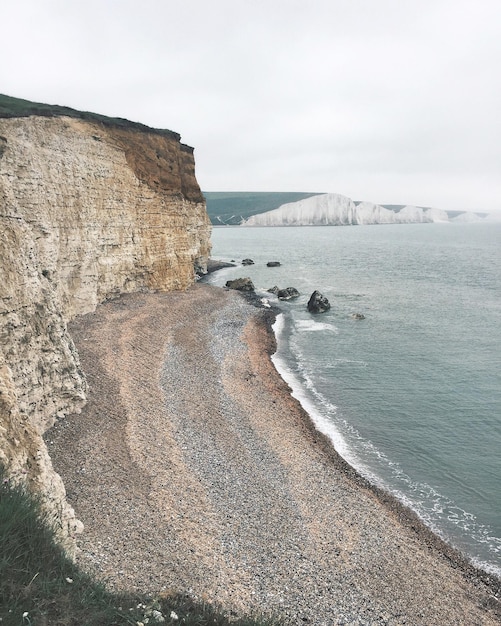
307, 290, 331, 313
277, 287, 300, 300
242, 258, 255, 265
267, 261, 281, 267
205, 259, 237, 274
267, 286, 280, 295
351, 312, 365, 320
226, 277, 255, 292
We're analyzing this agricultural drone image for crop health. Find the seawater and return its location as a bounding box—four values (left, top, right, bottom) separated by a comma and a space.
203, 223, 501, 577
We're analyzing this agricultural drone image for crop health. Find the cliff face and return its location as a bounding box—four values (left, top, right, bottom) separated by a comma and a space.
243, 193, 453, 226
0, 113, 211, 549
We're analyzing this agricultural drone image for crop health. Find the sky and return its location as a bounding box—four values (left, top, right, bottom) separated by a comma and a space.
2, 0, 501, 213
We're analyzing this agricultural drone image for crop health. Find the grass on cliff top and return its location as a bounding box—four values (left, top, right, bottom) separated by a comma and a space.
0, 93, 179, 140
0, 465, 281, 626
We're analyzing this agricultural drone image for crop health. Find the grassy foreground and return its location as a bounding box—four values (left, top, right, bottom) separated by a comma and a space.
0, 465, 279, 626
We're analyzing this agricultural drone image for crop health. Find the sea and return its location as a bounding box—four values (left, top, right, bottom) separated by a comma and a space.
203, 222, 501, 577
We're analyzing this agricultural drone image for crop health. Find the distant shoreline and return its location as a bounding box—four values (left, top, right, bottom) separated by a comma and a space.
203, 190, 493, 225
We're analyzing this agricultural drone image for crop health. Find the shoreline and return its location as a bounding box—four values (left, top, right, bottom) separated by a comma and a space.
46, 284, 500, 624
266, 305, 500, 586
247, 291, 500, 591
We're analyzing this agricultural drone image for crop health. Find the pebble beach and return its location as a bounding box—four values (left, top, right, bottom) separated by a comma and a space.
46, 283, 500, 625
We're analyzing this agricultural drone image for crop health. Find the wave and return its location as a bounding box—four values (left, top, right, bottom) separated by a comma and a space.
324, 358, 368, 368
271, 314, 378, 482
295, 319, 339, 333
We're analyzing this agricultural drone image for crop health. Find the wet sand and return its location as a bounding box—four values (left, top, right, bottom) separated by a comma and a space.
46, 283, 500, 625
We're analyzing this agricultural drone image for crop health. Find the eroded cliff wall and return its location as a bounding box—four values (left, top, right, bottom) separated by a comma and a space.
0, 113, 211, 549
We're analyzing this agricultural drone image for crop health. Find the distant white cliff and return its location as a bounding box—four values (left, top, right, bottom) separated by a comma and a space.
452, 211, 486, 223
484, 211, 501, 222
242, 193, 482, 226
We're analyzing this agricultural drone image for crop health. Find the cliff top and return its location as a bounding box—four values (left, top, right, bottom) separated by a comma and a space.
0, 93, 193, 150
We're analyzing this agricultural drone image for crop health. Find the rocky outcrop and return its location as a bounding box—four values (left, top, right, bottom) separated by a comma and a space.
206, 259, 237, 273
0, 111, 211, 550
307, 291, 331, 313
225, 277, 255, 291
277, 287, 300, 301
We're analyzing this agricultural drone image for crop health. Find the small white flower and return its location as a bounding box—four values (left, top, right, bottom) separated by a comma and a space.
22, 613, 29, 618
170, 611, 179, 621
151, 609, 165, 622
65, 577, 73, 584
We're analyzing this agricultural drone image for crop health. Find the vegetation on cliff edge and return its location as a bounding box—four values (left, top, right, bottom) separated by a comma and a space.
0, 94, 181, 141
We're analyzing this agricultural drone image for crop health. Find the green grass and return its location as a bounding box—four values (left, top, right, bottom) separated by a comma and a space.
0, 465, 281, 626
0, 94, 179, 140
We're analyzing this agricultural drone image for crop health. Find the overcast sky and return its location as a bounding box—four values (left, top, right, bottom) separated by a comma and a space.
2, 0, 501, 212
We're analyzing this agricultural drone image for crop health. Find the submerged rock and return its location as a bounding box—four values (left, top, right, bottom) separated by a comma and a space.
267, 261, 281, 267
307, 290, 331, 313
277, 287, 300, 300
226, 277, 255, 291
242, 258, 255, 265
351, 312, 365, 320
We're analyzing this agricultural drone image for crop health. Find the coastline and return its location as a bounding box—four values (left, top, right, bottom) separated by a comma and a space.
269, 310, 501, 582
251, 294, 500, 591
46, 283, 500, 624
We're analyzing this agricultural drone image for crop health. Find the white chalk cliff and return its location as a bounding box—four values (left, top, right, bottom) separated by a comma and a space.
243, 193, 475, 226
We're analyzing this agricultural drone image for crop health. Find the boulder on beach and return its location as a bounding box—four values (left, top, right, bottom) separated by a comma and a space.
307, 290, 331, 313
267, 261, 281, 267
225, 277, 255, 292
277, 287, 300, 301
242, 258, 255, 265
